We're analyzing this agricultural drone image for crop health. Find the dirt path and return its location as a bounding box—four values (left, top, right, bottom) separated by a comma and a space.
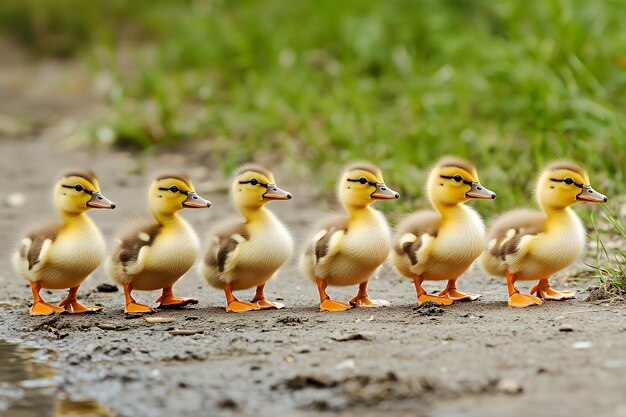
1, 43, 625, 417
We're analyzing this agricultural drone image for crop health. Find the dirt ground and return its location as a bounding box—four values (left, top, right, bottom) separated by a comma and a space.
1, 43, 626, 417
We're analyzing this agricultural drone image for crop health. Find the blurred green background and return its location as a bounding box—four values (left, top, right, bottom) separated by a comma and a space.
1, 0, 625, 213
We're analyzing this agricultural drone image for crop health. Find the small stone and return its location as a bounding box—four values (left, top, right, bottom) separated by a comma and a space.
559, 324, 574, 332
96, 283, 118, 293
5, 193, 26, 208
496, 378, 523, 394
572, 341, 593, 349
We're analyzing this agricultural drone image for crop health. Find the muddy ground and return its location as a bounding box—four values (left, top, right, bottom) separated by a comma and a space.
1, 43, 625, 417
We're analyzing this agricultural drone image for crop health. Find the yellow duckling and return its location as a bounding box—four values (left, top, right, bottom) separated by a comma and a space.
479, 162, 607, 307
107, 174, 211, 314
391, 158, 496, 305
200, 165, 293, 313
300, 163, 400, 311
13, 171, 116, 316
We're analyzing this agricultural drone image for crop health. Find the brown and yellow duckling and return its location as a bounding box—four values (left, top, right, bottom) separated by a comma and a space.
391, 158, 496, 305
200, 165, 293, 312
13, 171, 116, 316
107, 174, 211, 314
300, 163, 400, 311
479, 162, 607, 307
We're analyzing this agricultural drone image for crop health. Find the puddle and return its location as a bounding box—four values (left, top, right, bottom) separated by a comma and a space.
0, 340, 112, 417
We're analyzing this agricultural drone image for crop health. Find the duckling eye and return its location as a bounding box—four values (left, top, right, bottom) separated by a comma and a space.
453, 175, 463, 182
250, 178, 259, 186
74, 184, 84, 192
564, 178, 574, 185
358, 177, 368, 184
169, 186, 179, 193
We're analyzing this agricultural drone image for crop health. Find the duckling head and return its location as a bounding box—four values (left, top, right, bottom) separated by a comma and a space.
232, 164, 292, 213
55, 170, 116, 216
428, 157, 496, 207
537, 162, 607, 211
339, 163, 399, 210
149, 174, 211, 220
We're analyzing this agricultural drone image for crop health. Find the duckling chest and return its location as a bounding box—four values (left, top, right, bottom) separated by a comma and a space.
529, 213, 586, 269
342, 211, 391, 266
239, 218, 293, 271
147, 222, 200, 273
430, 207, 485, 264
49, 220, 106, 275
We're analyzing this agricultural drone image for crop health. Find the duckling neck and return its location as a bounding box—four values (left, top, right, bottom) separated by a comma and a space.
152, 211, 184, 228
240, 205, 274, 224
59, 211, 92, 226
543, 206, 578, 233
345, 204, 376, 222
434, 202, 466, 222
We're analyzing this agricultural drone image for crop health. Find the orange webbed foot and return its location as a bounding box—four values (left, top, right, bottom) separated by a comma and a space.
157, 294, 199, 309
508, 293, 543, 308
349, 296, 390, 308
530, 284, 576, 300
438, 288, 481, 301
125, 302, 156, 314
226, 300, 261, 313
60, 299, 103, 314
253, 299, 285, 310
320, 299, 352, 312
418, 293, 453, 306
30, 301, 65, 316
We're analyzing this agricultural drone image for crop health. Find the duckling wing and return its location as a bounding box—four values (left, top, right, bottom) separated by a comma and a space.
486, 209, 546, 261
393, 211, 441, 267
15, 222, 62, 274
310, 215, 348, 265
204, 220, 250, 274
112, 223, 161, 275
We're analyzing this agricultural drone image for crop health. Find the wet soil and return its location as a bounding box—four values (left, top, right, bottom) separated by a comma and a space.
1, 42, 626, 417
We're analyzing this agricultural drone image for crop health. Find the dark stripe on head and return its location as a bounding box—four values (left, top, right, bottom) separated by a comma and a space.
436, 157, 476, 174
63, 170, 98, 184
546, 162, 585, 176
156, 173, 192, 187
345, 162, 381, 177
234, 163, 273, 179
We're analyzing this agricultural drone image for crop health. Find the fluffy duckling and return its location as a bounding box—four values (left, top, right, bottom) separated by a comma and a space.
13, 171, 116, 316
200, 165, 293, 312
107, 174, 211, 313
300, 163, 399, 311
391, 158, 496, 305
479, 162, 607, 307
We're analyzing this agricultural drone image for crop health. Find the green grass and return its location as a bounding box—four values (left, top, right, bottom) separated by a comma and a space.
1, 0, 625, 215
590, 204, 626, 289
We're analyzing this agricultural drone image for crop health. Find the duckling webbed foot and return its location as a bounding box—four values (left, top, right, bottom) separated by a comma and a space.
30, 301, 64, 316
251, 284, 285, 309
224, 283, 259, 312
349, 282, 389, 308
506, 272, 542, 308
316, 277, 352, 311
530, 279, 576, 300
123, 284, 156, 314
157, 286, 198, 308
438, 280, 480, 301
508, 292, 543, 308
320, 298, 352, 311
417, 293, 453, 306
59, 287, 103, 314
28, 281, 63, 316
413, 275, 453, 306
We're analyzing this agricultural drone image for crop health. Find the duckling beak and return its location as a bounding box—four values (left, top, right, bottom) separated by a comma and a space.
87, 192, 116, 209
466, 182, 496, 200
371, 183, 400, 200
577, 185, 607, 203
263, 184, 293, 200
183, 192, 212, 208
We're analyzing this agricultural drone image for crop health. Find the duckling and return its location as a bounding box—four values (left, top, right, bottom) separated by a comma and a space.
391, 158, 496, 305
200, 165, 293, 312
12, 171, 116, 316
479, 162, 607, 307
300, 163, 400, 311
107, 174, 211, 313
